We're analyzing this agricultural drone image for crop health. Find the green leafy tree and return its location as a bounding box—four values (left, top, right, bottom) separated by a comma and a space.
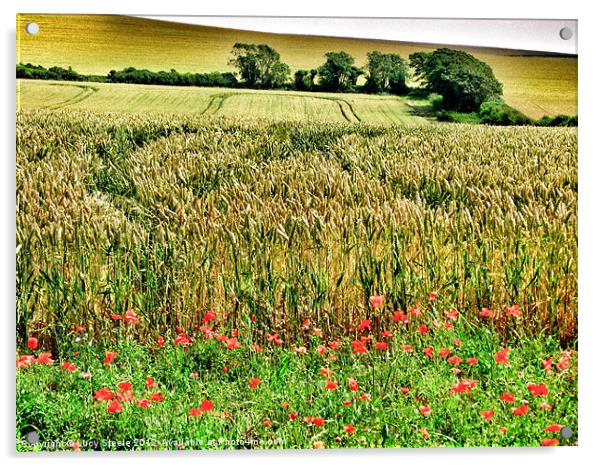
317, 51, 362, 92
364, 51, 409, 94
409, 48, 503, 112
293, 69, 317, 91
228, 43, 290, 89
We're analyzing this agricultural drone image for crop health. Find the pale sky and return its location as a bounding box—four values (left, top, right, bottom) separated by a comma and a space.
135, 16, 577, 55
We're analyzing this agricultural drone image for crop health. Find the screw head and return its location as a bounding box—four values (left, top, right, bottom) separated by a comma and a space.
25, 430, 39, 444
560, 426, 573, 439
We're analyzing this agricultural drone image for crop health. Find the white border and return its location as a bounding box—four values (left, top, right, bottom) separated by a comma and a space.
3, 1, 600, 466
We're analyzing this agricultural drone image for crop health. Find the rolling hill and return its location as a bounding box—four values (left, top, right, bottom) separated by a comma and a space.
16, 14, 577, 118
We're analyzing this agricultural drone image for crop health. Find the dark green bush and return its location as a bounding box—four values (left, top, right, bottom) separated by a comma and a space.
478, 100, 533, 126
537, 114, 578, 127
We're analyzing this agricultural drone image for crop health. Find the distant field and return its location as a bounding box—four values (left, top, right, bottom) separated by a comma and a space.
16, 79, 426, 125
16, 14, 577, 119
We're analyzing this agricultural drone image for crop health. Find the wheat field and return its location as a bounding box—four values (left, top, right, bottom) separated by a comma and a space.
16, 110, 577, 351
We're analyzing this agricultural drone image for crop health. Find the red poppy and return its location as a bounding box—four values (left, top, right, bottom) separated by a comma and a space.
419, 405, 432, 416
541, 358, 553, 371
381, 330, 393, 338
539, 402, 553, 410
438, 348, 452, 358
342, 400, 353, 406
111, 314, 122, 321
350, 341, 367, 354
479, 308, 495, 318
401, 344, 413, 353
359, 319, 371, 332
512, 403, 529, 416
27, 337, 38, 350
117, 381, 133, 392
328, 340, 342, 350
506, 304, 522, 318
448, 355, 463, 365
200, 400, 214, 412
369, 295, 385, 309
202, 310, 217, 323
348, 378, 359, 392
541, 438, 559, 446
60, 361, 76, 372
137, 399, 151, 408
266, 333, 283, 345
449, 379, 477, 395
557, 356, 571, 370
392, 311, 408, 324
466, 358, 479, 365
325, 380, 338, 391
494, 347, 510, 365
481, 409, 494, 421
313, 442, 325, 449
103, 350, 119, 366
375, 341, 388, 350
454, 338, 462, 347
316, 344, 327, 356
500, 427, 508, 434
320, 366, 334, 378
157, 336, 165, 348
249, 378, 261, 389
94, 388, 115, 401
150, 393, 164, 402
75, 325, 85, 333
545, 424, 562, 432
16, 355, 34, 369
107, 400, 123, 413
428, 292, 437, 300
527, 383, 549, 396
263, 419, 272, 427
311, 417, 325, 426
444, 322, 454, 330
289, 411, 299, 420
174, 333, 191, 346
226, 337, 241, 350
418, 325, 429, 334
145, 376, 157, 388
251, 343, 262, 353
189, 407, 202, 417
344, 424, 356, 434
124, 310, 139, 324
35, 352, 54, 365
399, 387, 410, 394
359, 393, 371, 401
419, 428, 430, 439
117, 391, 134, 402
500, 392, 515, 403
445, 309, 459, 321
423, 347, 434, 358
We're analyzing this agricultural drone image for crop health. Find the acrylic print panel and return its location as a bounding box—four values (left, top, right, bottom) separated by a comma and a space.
15, 14, 577, 451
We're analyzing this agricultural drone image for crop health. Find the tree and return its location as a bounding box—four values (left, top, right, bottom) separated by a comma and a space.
228, 43, 290, 89
293, 69, 317, 91
364, 51, 409, 94
409, 48, 503, 112
317, 51, 362, 92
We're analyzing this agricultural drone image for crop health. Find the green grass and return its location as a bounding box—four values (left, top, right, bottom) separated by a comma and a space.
16, 80, 425, 124
16, 305, 578, 451
16, 14, 577, 119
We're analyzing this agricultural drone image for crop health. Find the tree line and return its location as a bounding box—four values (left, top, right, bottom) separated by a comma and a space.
16, 46, 496, 103
17, 44, 576, 126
